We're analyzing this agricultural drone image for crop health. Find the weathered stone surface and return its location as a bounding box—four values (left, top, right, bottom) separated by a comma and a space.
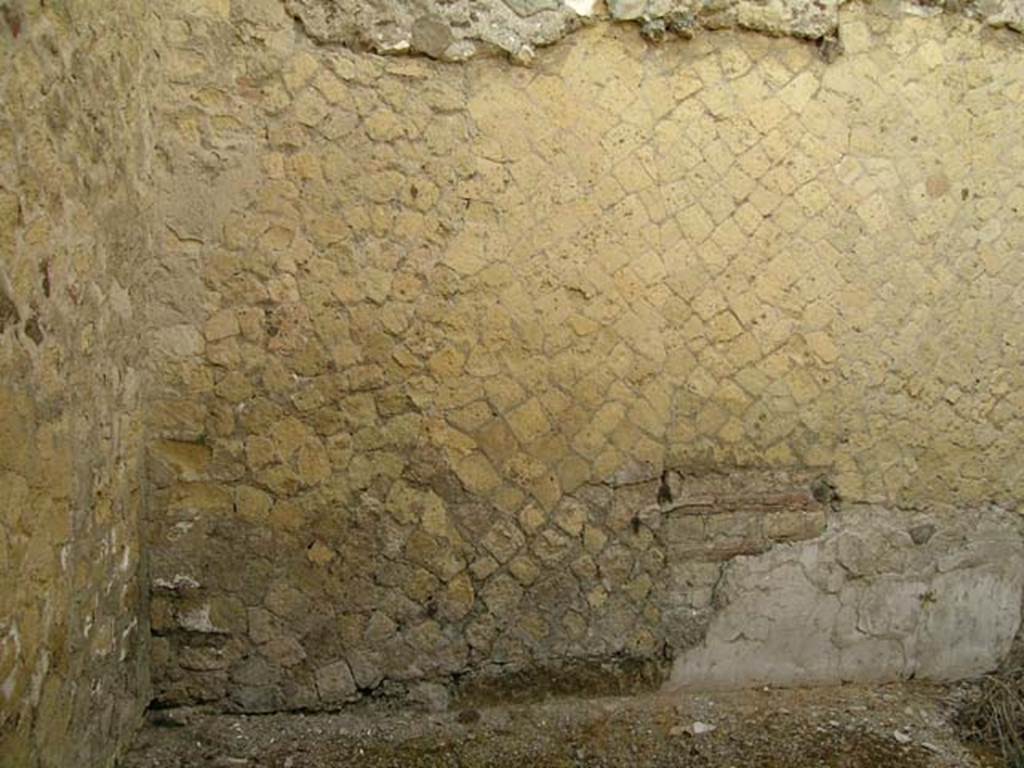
0, 0, 156, 764
315, 660, 358, 704
505, 0, 562, 17
411, 14, 455, 58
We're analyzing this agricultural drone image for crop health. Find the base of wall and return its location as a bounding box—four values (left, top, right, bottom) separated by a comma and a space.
150, 493, 1023, 714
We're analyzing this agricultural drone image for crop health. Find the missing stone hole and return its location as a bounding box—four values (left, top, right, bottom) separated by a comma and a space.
657, 470, 673, 505
816, 34, 843, 63
24, 315, 43, 345
810, 476, 838, 505
0, 291, 19, 333
909, 523, 936, 545
2, 5, 21, 38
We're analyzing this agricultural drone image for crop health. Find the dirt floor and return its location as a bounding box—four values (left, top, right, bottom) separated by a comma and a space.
119, 683, 1005, 768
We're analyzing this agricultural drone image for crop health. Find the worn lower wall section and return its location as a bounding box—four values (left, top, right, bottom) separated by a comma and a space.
0, 2, 155, 766
146, 1, 1024, 713
149, 467, 830, 708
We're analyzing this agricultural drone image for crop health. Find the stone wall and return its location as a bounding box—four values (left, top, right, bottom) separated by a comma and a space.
0, 1, 155, 765
144, 0, 1024, 714
0, 0, 1019, 757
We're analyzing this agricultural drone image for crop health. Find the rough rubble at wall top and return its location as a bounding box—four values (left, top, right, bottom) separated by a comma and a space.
284, 0, 1024, 60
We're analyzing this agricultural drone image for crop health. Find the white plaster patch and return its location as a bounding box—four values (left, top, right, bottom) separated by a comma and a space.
666, 507, 1024, 691
154, 574, 201, 591
169, 521, 194, 541
179, 604, 218, 633
0, 624, 22, 702
901, 2, 942, 16
29, 650, 49, 707
0, 668, 16, 702
565, 0, 597, 16
120, 618, 138, 662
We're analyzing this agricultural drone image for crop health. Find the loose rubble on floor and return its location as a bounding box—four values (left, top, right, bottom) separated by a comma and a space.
122, 683, 1004, 767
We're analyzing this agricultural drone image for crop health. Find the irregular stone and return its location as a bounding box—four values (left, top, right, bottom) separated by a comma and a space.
315, 660, 357, 703
509, 555, 541, 585
264, 635, 307, 667
608, 0, 646, 20
152, 325, 204, 358
150, 440, 211, 483
411, 15, 453, 58
347, 651, 383, 689
408, 681, 450, 712
235, 485, 273, 523
503, 0, 560, 17
232, 656, 281, 687
405, 530, 466, 581
232, 686, 284, 713
909, 524, 936, 546
470, 555, 500, 580
553, 497, 587, 537
532, 528, 573, 565
179, 647, 231, 671
307, 540, 336, 566
440, 572, 476, 621
204, 309, 240, 342
519, 504, 547, 533
481, 574, 524, 615
506, 398, 552, 444
453, 453, 501, 495
482, 519, 526, 564
365, 612, 398, 644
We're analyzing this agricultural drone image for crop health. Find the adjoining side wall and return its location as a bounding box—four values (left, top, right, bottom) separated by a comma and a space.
0, 2, 156, 765
145, 2, 1024, 712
